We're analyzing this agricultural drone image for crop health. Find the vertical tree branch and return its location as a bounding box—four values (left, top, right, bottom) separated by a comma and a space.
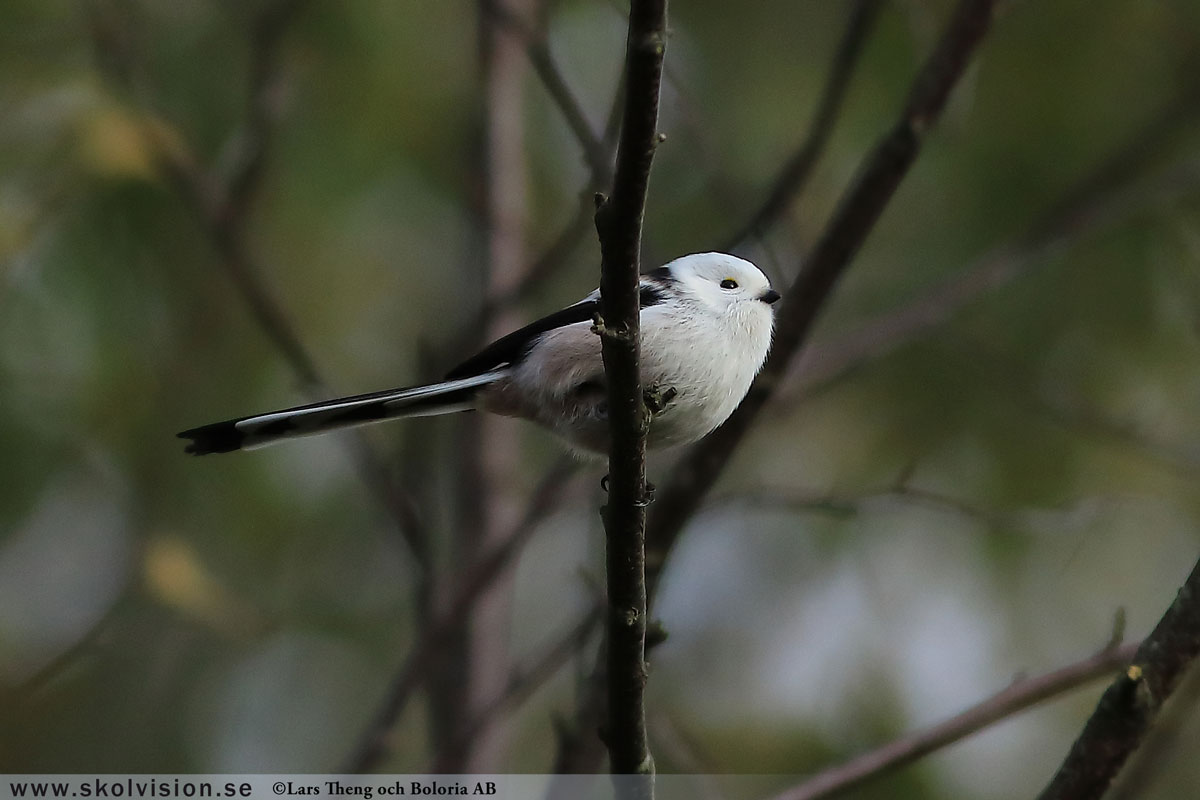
549, 1, 995, 778
592, 0, 668, 791
430, 0, 534, 772
1034, 558, 1200, 800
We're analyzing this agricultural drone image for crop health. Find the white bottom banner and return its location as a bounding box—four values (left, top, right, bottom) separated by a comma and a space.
1, 775, 795, 800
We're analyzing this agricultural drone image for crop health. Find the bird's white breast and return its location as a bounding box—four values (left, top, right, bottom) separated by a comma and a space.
639, 298, 774, 447
487, 295, 774, 454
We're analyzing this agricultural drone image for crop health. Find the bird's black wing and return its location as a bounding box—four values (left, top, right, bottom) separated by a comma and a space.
445, 299, 598, 380
445, 281, 670, 380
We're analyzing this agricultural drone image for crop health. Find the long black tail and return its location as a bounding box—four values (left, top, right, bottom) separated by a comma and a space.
178, 369, 508, 455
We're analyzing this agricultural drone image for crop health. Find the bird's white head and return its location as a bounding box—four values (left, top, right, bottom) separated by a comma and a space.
663, 252, 781, 314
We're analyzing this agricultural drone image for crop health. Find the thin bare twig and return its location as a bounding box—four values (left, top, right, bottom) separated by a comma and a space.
721, 0, 885, 251
592, 0, 669, 792
942, 336, 1200, 474
711, 482, 1015, 527
143, 123, 326, 392
487, 3, 611, 185
485, 174, 609, 319
430, 606, 604, 772
87, 1, 431, 564
219, 0, 313, 223
479, 21, 627, 323
343, 459, 580, 773
768, 641, 1141, 800
7, 595, 128, 704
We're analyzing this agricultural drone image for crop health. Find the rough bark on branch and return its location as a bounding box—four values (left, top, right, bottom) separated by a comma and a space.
1035, 559, 1200, 800
592, 0, 668, 793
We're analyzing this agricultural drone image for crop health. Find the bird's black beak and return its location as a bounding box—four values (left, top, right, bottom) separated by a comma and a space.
760, 289, 781, 305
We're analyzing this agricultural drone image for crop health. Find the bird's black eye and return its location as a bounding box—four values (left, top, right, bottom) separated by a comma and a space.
720, 278, 738, 290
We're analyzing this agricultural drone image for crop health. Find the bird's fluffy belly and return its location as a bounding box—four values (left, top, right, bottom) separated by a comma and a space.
481, 316, 756, 454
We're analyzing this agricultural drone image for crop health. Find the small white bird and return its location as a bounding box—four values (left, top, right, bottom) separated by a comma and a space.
178, 252, 779, 456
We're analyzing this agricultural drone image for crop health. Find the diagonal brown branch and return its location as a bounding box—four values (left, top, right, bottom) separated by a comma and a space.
788, 96, 1200, 398
1035, 559, 1200, 800
768, 641, 1141, 800
592, 0, 668, 792
721, 0, 885, 251
645, 0, 997, 602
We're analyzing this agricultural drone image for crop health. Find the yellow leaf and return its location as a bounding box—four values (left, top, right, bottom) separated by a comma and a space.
143, 536, 264, 637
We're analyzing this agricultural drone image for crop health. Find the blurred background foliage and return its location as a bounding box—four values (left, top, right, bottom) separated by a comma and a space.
2, 0, 1200, 796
